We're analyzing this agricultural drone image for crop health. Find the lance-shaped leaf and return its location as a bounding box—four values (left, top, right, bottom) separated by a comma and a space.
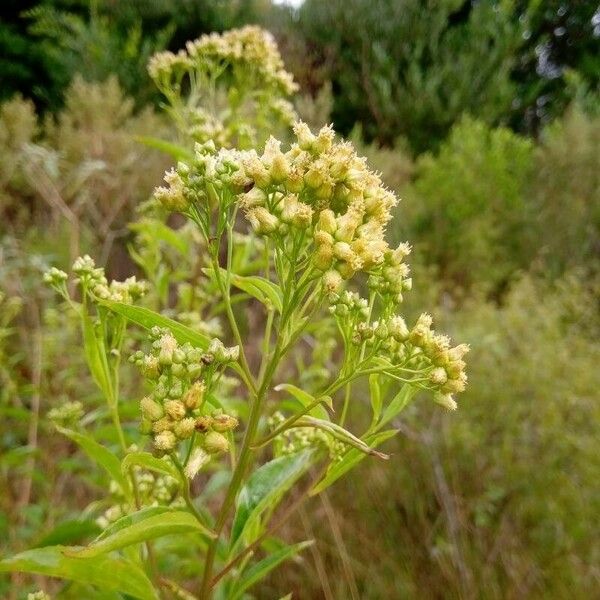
69, 509, 214, 558
310, 429, 398, 496
205, 267, 283, 313
57, 427, 130, 498
0, 546, 158, 600
231, 541, 313, 600
294, 417, 389, 460
231, 451, 314, 551
369, 374, 382, 426
274, 383, 333, 420
99, 301, 211, 350
378, 384, 417, 429
81, 309, 113, 404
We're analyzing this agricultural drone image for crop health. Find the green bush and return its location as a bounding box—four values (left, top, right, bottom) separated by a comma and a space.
406, 117, 535, 291
531, 104, 600, 276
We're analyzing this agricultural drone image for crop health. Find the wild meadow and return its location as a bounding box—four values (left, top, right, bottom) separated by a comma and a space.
1, 2, 599, 599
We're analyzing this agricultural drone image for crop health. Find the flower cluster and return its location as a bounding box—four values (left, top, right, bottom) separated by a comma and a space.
96, 465, 181, 529
268, 412, 347, 461
130, 327, 239, 455
237, 122, 405, 291
48, 400, 83, 425
331, 292, 469, 409
148, 26, 297, 147
45, 255, 148, 304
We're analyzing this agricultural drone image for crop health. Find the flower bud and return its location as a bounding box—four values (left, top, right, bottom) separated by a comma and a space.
389, 316, 409, 341
270, 153, 290, 183
195, 415, 212, 433
184, 381, 205, 410
313, 244, 333, 270
247, 207, 278, 234
294, 121, 315, 150
434, 393, 457, 411
165, 400, 186, 421
322, 270, 343, 293
174, 417, 196, 439
212, 414, 239, 432
204, 431, 230, 454
140, 396, 164, 422
430, 367, 448, 386
318, 209, 337, 234
155, 430, 177, 451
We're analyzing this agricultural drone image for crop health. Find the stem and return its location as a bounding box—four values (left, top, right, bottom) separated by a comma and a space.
199, 340, 284, 598
171, 454, 212, 529
211, 254, 257, 395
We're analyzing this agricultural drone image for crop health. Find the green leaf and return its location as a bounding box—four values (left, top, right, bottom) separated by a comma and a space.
295, 417, 389, 459
274, 383, 332, 420
81, 310, 113, 404
99, 301, 211, 350
310, 429, 398, 496
0, 546, 157, 600
135, 135, 193, 161
94, 506, 173, 542
121, 451, 179, 480
231, 451, 313, 550
205, 267, 283, 313
369, 374, 382, 426
57, 427, 130, 498
34, 519, 101, 548
379, 384, 417, 429
130, 220, 189, 255
71, 509, 214, 557
231, 541, 313, 600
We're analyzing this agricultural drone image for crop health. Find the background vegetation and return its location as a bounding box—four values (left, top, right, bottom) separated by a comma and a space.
1, 0, 599, 598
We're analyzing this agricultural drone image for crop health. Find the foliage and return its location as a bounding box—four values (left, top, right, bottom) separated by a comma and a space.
297, 0, 521, 152
531, 103, 600, 276
406, 117, 535, 291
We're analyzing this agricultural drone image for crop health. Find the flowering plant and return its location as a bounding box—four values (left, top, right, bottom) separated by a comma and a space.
2, 28, 467, 600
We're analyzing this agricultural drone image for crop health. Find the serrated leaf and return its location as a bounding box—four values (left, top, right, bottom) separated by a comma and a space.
121, 451, 179, 480
231, 451, 313, 551
310, 429, 398, 496
231, 541, 313, 600
57, 427, 130, 498
135, 135, 193, 161
274, 383, 332, 420
379, 384, 417, 429
71, 509, 214, 557
0, 546, 157, 600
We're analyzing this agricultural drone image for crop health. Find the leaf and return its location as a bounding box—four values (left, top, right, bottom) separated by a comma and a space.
81, 310, 113, 404
295, 417, 389, 459
274, 383, 332, 420
0, 546, 157, 600
135, 135, 193, 161
231, 541, 313, 600
379, 384, 417, 429
205, 267, 283, 313
34, 519, 101, 548
231, 451, 313, 550
71, 509, 214, 557
310, 429, 398, 496
369, 374, 382, 426
57, 427, 130, 498
121, 451, 179, 480
100, 301, 211, 350
95, 506, 173, 542
130, 219, 189, 255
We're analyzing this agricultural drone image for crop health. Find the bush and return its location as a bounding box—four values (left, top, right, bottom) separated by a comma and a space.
406, 117, 535, 291
531, 104, 600, 276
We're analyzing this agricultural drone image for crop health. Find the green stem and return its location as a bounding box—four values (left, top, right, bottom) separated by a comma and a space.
198, 340, 284, 599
